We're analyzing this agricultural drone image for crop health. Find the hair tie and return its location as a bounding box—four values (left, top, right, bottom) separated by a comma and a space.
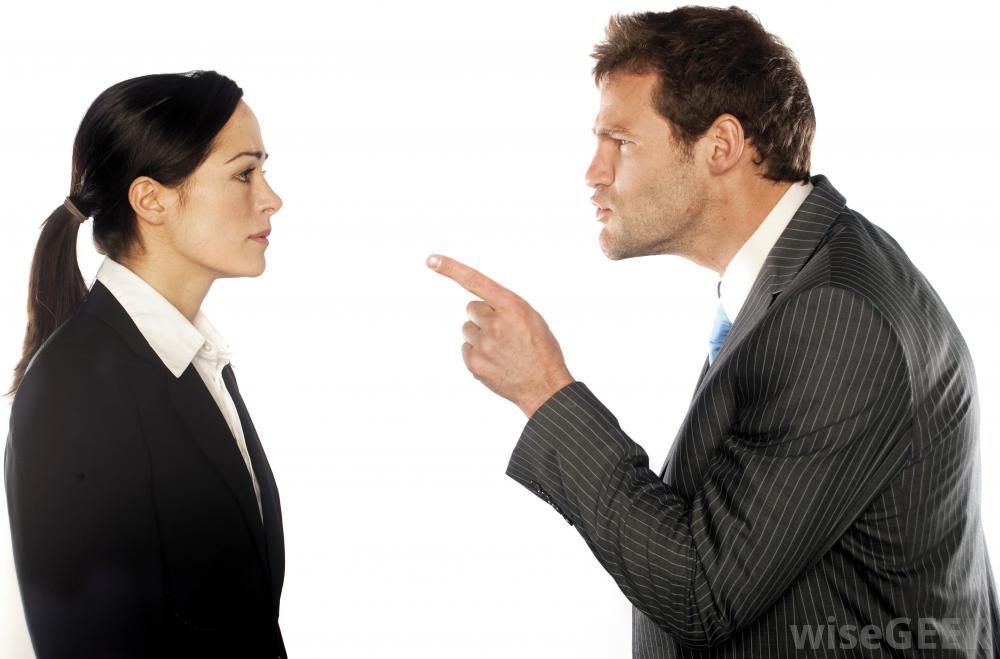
63, 197, 89, 224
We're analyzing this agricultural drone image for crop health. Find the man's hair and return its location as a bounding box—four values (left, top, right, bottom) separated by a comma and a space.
592, 6, 814, 183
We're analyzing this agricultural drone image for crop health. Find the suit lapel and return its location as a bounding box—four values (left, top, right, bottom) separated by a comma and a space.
692, 356, 710, 395
82, 281, 271, 574
222, 364, 285, 609
166, 369, 270, 571
662, 175, 848, 478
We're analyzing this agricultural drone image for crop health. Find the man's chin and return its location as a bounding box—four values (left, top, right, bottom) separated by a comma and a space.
598, 230, 631, 261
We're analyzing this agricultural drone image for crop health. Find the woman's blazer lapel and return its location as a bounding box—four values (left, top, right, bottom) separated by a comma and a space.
166, 367, 270, 568
222, 364, 285, 610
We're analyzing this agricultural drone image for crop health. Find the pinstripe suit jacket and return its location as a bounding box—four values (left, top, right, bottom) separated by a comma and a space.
506, 175, 1000, 657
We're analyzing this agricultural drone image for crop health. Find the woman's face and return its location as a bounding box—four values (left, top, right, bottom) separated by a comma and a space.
163, 100, 282, 279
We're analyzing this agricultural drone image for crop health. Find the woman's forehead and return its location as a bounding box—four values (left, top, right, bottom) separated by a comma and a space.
212, 102, 265, 163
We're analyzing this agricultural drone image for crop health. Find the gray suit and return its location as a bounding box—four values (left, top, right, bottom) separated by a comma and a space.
506, 175, 1000, 657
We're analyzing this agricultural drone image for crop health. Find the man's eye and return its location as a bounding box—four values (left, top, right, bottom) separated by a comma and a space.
618, 139, 630, 148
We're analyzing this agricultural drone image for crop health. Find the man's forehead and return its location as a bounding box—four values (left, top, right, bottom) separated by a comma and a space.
593, 72, 662, 134
592, 100, 646, 136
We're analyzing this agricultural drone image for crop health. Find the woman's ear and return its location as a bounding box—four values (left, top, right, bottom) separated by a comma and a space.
128, 176, 171, 227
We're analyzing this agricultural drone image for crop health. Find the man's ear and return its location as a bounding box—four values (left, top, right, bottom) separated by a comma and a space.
703, 113, 746, 176
128, 176, 172, 227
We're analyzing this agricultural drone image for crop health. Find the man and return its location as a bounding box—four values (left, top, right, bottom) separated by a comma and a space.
428, 6, 999, 658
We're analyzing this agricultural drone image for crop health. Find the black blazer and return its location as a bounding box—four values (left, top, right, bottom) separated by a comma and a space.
506, 175, 1000, 657
5, 280, 286, 658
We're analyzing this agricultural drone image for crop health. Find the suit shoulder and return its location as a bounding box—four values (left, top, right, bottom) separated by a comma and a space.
797, 208, 939, 330
11, 309, 132, 424
822, 210, 921, 295
793, 207, 972, 407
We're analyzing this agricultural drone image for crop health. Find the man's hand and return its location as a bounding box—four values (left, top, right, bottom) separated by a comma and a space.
427, 254, 574, 417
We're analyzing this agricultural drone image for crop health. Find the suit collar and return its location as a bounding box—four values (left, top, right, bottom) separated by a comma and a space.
763, 174, 847, 296
82, 279, 166, 370
94, 258, 232, 378
719, 180, 814, 320
697, 174, 847, 380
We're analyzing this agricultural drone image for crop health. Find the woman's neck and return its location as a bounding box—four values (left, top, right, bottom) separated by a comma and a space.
118, 253, 213, 323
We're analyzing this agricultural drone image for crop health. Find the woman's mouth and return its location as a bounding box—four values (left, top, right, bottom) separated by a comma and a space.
250, 229, 271, 244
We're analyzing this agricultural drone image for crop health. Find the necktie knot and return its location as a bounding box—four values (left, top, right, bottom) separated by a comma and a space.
708, 302, 732, 365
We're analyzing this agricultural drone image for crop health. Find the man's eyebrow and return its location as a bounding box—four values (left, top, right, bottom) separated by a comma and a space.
225, 150, 269, 164
592, 125, 635, 138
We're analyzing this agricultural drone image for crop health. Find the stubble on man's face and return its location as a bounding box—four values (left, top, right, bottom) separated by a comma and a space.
590, 72, 704, 261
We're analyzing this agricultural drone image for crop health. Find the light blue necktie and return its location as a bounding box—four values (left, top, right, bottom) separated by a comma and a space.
707, 301, 732, 365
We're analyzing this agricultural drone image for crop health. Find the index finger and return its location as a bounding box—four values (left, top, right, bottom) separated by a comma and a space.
426, 254, 513, 307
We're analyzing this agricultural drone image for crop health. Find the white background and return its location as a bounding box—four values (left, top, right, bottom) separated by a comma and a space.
2, 1, 998, 656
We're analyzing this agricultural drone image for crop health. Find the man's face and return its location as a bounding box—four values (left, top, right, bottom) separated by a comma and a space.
587, 71, 706, 260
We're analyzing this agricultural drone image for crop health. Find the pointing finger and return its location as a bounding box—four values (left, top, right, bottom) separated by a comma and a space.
427, 254, 512, 308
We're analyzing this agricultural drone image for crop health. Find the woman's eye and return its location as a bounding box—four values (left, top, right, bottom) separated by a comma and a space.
618, 139, 629, 148
237, 167, 269, 183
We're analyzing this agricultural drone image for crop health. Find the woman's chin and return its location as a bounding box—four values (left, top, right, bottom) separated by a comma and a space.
246, 260, 267, 277
215, 259, 266, 279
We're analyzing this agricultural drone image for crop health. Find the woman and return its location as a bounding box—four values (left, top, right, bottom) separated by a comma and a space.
5, 71, 286, 658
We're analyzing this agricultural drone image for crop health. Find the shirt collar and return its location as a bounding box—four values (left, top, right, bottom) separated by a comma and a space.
719, 180, 814, 320
92, 257, 231, 378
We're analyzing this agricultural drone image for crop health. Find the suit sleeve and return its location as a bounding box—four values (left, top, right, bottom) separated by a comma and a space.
5, 355, 161, 658
505, 285, 913, 648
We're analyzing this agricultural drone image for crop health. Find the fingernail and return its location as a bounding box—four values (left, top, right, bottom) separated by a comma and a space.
426, 255, 441, 269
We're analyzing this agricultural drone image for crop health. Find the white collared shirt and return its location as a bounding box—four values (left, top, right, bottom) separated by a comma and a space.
93, 257, 262, 520
719, 180, 814, 321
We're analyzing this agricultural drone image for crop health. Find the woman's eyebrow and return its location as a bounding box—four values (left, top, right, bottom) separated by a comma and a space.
225, 150, 269, 164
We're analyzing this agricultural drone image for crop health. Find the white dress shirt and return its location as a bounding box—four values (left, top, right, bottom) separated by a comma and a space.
93, 257, 263, 519
718, 180, 814, 321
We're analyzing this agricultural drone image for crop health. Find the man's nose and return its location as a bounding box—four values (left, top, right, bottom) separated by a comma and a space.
585, 148, 612, 189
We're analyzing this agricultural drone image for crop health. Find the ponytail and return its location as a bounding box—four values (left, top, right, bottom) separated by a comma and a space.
7, 201, 90, 397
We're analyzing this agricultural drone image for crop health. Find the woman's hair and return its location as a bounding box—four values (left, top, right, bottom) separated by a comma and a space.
7, 70, 244, 396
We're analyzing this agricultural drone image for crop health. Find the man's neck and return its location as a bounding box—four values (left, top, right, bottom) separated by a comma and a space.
687, 179, 794, 276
